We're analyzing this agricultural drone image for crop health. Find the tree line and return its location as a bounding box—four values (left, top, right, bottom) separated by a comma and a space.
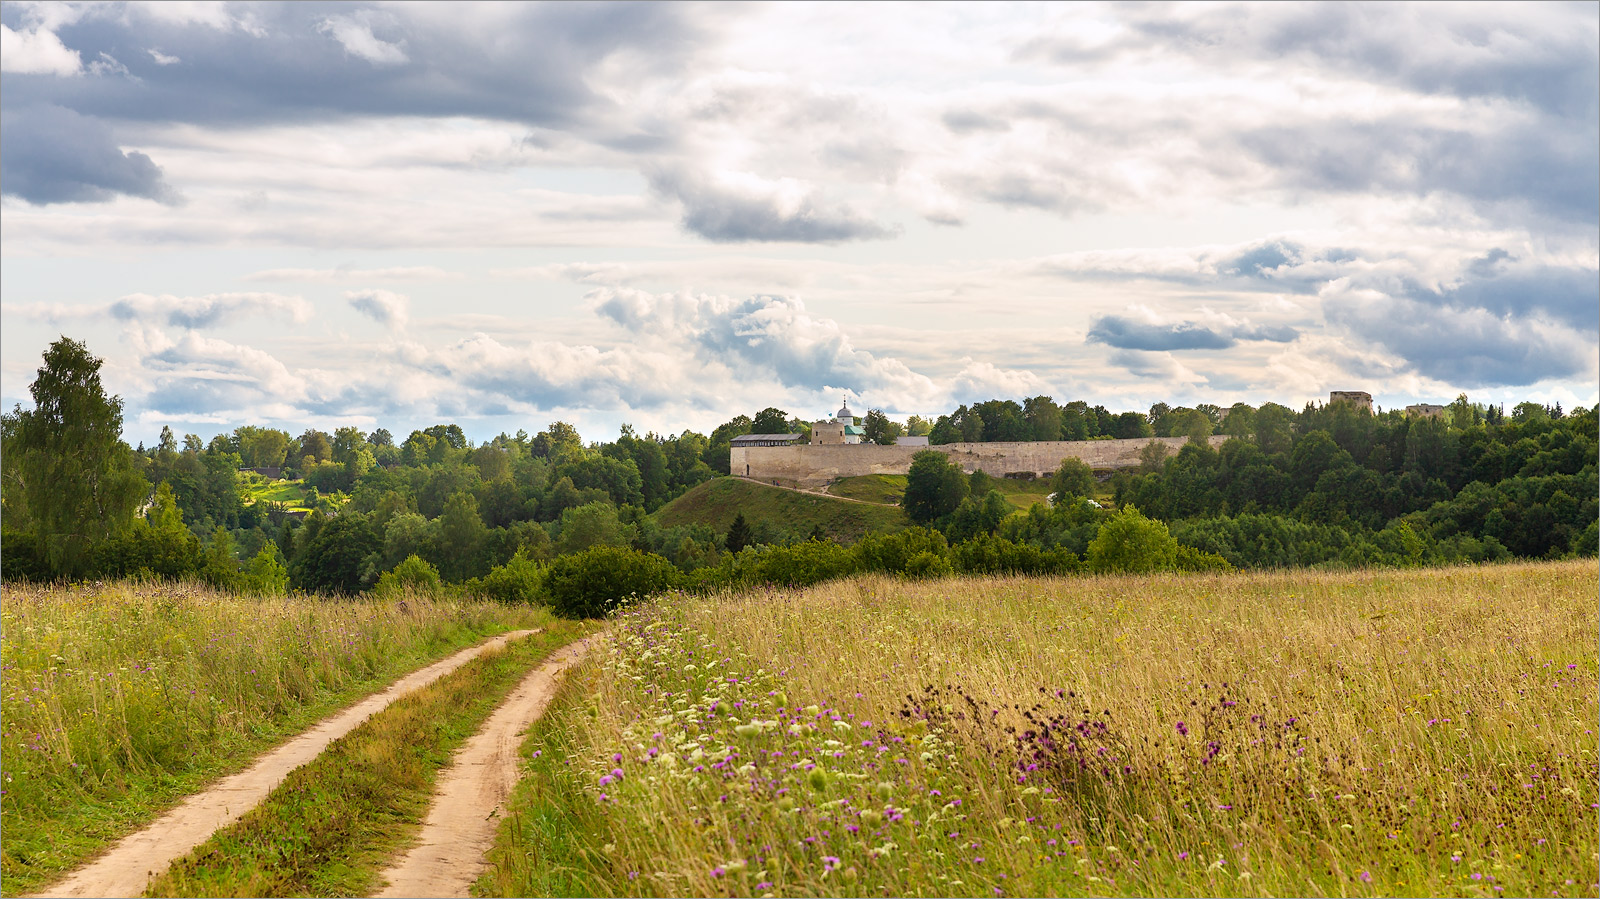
2, 338, 1594, 613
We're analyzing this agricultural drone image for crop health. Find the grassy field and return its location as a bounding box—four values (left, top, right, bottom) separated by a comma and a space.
829, 474, 1067, 509
654, 478, 907, 542
483, 561, 1598, 898
0, 582, 550, 894
147, 622, 595, 898
238, 473, 314, 511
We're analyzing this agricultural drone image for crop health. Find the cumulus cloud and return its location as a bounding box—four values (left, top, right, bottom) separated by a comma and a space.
345, 289, 409, 331
648, 167, 896, 243
590, 288, 939, 403
1320, 280, 1593, 388
0, 105, 180, 205
1, 23, 81, 75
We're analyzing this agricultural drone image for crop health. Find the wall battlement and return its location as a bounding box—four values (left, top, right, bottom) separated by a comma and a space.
730, 436, 1227, 487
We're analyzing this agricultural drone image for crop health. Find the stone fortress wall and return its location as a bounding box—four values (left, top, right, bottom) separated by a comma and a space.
730, 435, 1228, 488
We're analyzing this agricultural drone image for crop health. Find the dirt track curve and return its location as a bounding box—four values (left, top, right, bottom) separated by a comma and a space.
371, 636, 593, 898
34, 629, 542, 899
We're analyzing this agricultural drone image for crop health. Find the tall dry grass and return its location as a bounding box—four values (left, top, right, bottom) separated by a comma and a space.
507, 560, 1597, 897
0, 580, 548, 893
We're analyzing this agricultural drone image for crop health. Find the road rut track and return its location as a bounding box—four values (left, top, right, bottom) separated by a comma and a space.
371, 636, 594, 899
32, 629, 543, 899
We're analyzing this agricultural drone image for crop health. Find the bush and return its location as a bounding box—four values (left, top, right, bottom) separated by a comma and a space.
749, 539, 857, 587
1086, 505, 1177, 574
951, 533, 1081, 576
1173, 543, 1233, 572
374, 554, 444, 598
544, 545, 681, 618
0, 530, 51, 582
853, 527, 949, 575
469, 550, 547, 604
904, 550, 953, 579
239, 545, 290, 594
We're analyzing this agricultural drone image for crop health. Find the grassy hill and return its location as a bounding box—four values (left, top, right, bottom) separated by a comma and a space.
828, 472, 1069, 508
653, 477, 906, 543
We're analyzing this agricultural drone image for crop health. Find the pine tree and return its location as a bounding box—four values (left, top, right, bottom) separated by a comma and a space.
726, 512, 754, 553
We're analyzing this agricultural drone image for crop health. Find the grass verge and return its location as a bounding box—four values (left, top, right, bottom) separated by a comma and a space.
1, 582, 549, 895
482, 561, 1597, 898
146, 619, 597, 898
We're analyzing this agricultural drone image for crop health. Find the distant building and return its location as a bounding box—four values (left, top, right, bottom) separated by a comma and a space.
731, 433, 802, 448
897, 435, 929, 447
1405, 404, 1447, 419
1329, 390, 1373, 413
812, 398, 865, 445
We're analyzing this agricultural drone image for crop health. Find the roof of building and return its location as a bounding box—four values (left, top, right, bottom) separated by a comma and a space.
731, 433, 802, 446
843, 424, 865, 435
836, 402, 853, 420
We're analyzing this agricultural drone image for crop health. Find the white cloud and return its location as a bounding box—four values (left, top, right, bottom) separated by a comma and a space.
147, 48, 181, 65
345, 288, 409, 331
0, 23, 82, 75
317, 14, 408, 67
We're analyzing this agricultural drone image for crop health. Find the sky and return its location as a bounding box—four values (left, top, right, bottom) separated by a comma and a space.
2, 0, 1596, 446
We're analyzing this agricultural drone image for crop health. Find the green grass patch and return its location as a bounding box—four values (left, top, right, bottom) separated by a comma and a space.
1, 584, 550, 896
827, 474, 906, 505
146, 620, 597, 898
239, 474, 312, 510
653, 477, 906, 543
830, 472, 1073, 510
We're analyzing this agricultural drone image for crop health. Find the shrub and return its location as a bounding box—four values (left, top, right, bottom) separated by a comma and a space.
854, 527, 949, 575
1050, 457, 1096, 503
374, 554, 444, 598
544, 545, 681, 618
469, 550, 547, 604
239, 545, 290, 594
1086, 505, 1177, 574
1172, 543, 1233, 572
904, 550, 953, 579
749, 539, 857, 587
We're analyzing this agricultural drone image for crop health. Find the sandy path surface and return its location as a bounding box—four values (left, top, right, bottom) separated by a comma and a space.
34, 629, 542, 899
372, 636, 594, 899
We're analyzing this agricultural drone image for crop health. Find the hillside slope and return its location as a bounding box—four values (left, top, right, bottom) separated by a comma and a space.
653, 477, 905, 543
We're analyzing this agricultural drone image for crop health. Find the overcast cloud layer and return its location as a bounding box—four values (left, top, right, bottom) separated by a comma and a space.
2, 0, 1595, 443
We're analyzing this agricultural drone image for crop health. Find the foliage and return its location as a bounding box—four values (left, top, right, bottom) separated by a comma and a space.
3, 338, 147, 578
239, 544, 290, 595
902, 450, 969, 524
374, 554, 444, 598
467, 550, 548, 604
543, 545, 682, 618
1050, 456, 1097, 502
1086, 505, 1178, 573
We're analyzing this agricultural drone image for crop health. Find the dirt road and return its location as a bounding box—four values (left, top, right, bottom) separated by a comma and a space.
34, 629, 542, 899
371, 636, 594, 898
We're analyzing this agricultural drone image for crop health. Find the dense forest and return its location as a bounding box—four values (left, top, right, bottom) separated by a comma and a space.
3, 338, 1594, 612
